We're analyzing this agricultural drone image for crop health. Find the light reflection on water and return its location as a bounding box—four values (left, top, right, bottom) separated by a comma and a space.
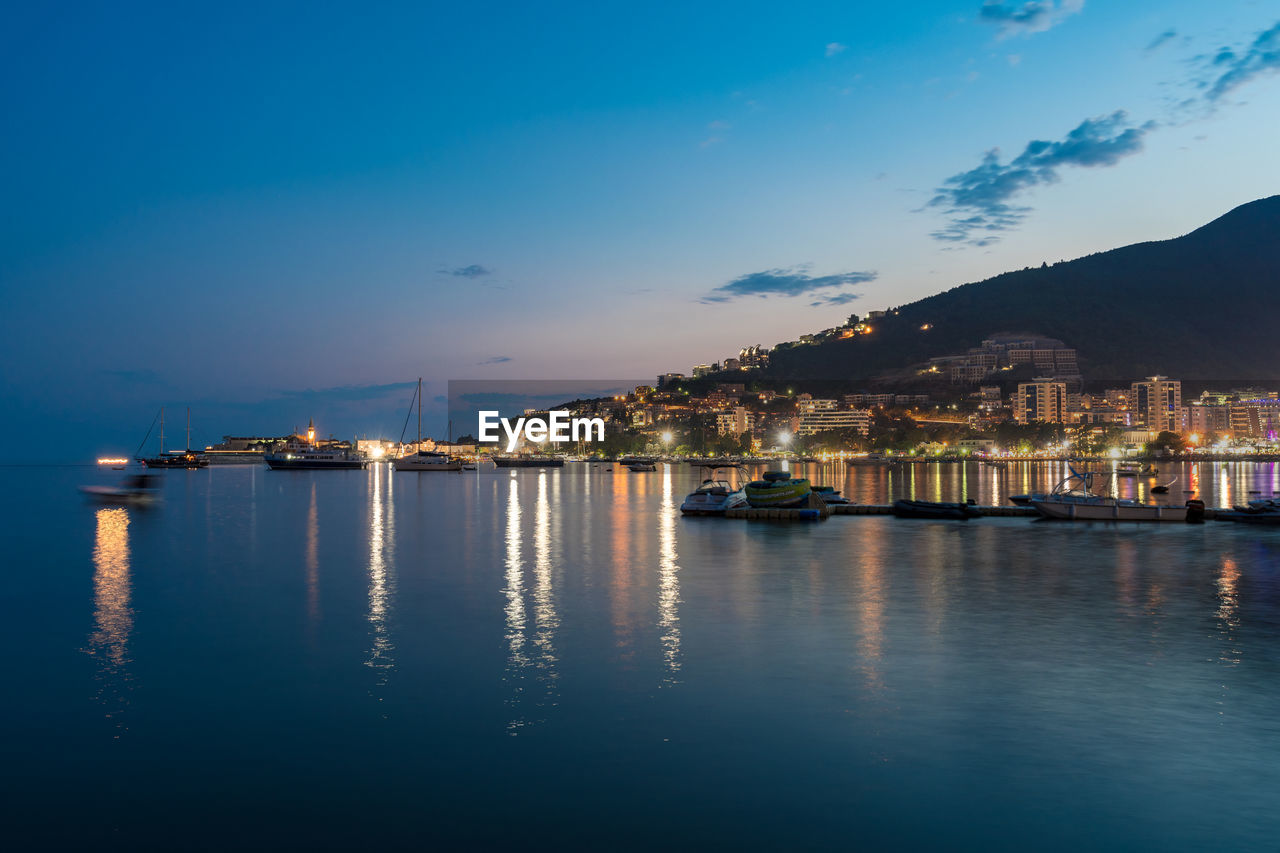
87, 507, 133, 736
770, 459, 1280, 508
366, 462, 396, 699
21, 461, 1280, 848
657, 464, 682, 683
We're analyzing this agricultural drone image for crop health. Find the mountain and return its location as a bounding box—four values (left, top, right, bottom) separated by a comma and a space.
761, 195, 1280, 383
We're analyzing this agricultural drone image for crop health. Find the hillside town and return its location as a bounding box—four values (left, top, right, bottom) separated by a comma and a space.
576, 313, 1280, 459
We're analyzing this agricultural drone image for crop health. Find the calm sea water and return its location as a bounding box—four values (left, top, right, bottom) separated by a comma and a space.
4, 461, 1280, 850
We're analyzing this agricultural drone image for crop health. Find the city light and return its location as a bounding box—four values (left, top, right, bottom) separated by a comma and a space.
661, 431, 673, 444
96, 457, 129, 465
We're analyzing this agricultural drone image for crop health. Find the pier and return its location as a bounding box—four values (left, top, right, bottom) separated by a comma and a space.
723, 503, 1041, 520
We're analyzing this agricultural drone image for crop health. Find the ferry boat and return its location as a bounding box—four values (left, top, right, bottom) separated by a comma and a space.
265, 447, 367, 470
264, 420, 366, 469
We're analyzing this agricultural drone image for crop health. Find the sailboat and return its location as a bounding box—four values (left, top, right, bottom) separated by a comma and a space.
136, 407, 208, 469
394, 378, 461, 472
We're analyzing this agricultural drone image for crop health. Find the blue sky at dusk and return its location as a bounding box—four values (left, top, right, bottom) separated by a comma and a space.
3, 1, 1279, 457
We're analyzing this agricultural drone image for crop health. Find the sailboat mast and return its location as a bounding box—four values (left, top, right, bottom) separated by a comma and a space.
186, 407, 191, 451
417, 377, 422, 448
160, 407, 165, 454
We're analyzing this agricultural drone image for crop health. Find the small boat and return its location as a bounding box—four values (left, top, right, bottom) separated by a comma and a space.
492, 455, 565, 468
1115, 462, 1158, 478
396, 450, 462, 471
1218, 500, 1280, 524
680, 467, 749, 516
1030, 467, 1196, 522
744, 471, 812, 508
626, 461, 657, 472
892, 499, 982, 520
812, 485, 850, 505
619, 455, 657, 467
394, 380, 462, 471
848, 452, 891, 465
80, 473, 162, 506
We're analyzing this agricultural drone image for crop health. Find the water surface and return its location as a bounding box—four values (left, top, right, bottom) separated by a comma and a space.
3, 463, 1280, 850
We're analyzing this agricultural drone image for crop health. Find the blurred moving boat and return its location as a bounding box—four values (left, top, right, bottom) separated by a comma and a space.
680, 466, 749, 515
744, 471, 811, 508
80, 473, 161, 505
394, 379, 461, 471
892, 499, 981, 520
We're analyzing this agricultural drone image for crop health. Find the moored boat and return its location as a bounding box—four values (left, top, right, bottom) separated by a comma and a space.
848, 452, 892, 465
492, 455, 566, 468
1030, 466, 1196, 522
136, 407, 209, 468
394, 379, 462, 471
680, 467, 749, 515
744, 471, 812, 508
1031, 497, 1191, 522
812, 485, 850, 505
265, 447, 367, 470
1217, 499, 1280, 524
395, 450, 462, 471
892, 499, 981, 520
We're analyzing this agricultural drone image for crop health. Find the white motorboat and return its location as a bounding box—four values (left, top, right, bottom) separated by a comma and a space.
1031, 466, 1193, 522
680, 466, 749, 516
1032, 496, 1189, 522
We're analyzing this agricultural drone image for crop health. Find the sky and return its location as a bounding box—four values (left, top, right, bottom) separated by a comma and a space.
3, 1, 1279, 458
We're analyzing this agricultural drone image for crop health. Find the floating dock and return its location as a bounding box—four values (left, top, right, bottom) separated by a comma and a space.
723, 503, 1040, 521
717, 504, 1235, 522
